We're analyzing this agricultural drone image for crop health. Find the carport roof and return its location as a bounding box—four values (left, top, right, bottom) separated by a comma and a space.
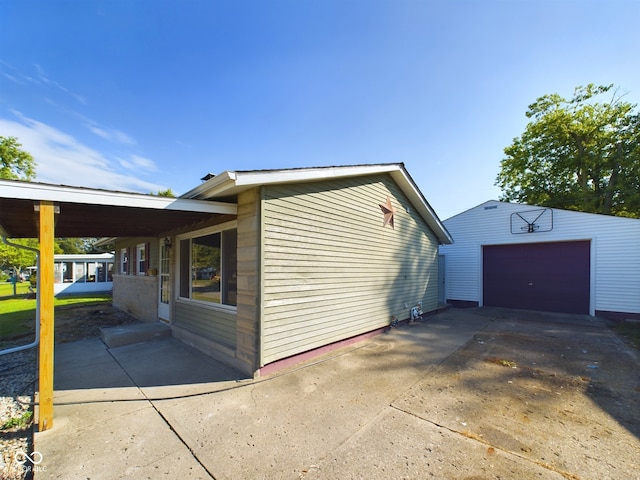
0, 179, 237, 238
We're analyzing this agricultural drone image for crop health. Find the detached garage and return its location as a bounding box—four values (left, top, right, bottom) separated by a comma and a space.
439, 201, 640, 320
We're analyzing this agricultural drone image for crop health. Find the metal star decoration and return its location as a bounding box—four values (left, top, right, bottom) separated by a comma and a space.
379, 196, 396, 229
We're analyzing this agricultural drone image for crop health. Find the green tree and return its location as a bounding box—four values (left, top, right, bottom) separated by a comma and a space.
496, 84, 640, 217
154, 188, 176, 197
0, 136, 36, 181
0, 238, 38, 276
55, 238, 101, 254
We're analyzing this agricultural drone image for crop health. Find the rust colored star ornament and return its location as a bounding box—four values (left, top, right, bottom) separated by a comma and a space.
379, 196, 396, 229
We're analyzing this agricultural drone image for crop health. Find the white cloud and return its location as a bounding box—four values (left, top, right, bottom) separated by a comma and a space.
118, 154, 157, 173
34, 64, 87, 105
77, 114, 136, 145
0, 111, 166, 194
2, 72, 20, 84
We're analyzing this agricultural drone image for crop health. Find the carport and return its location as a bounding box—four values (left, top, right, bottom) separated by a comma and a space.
0, 178, 236, 430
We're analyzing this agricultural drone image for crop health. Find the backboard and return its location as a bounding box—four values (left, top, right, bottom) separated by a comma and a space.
510, 208, 553, 234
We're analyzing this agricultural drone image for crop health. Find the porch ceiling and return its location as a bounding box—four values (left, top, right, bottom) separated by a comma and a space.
0, 180, 237, 239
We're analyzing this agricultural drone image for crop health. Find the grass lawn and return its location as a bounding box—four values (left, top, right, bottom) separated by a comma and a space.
611, 320, 640, 350
0, 282, 111, 340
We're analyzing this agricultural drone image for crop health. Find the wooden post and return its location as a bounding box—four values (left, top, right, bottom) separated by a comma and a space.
38, 201, 55, 431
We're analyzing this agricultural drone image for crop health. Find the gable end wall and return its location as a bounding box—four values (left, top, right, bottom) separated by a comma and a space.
260, 174, 440, 366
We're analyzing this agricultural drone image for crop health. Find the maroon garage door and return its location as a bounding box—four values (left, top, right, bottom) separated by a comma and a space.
483, 241, 590, 314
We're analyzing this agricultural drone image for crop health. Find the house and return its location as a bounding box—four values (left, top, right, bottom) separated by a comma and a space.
1, 177, 240, 429
52, 253, 114, 296
100, 164, 453, 376
438, 200, 640, 320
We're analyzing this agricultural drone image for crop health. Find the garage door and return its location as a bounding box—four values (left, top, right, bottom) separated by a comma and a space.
483, 241, 590, 314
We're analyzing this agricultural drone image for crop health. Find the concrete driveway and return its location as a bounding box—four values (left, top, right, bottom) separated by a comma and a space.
34, 307, 640, 479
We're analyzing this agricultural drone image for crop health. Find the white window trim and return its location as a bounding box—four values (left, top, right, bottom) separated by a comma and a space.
136, 243, 146, 275
176, 220, 238, 311
120, 248, 128, 274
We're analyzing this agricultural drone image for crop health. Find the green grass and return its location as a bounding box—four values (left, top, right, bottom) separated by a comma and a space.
611, 321, 640, 350
1, 411, 33, 431
0, 286, 111, 340
0, 281, 32, 299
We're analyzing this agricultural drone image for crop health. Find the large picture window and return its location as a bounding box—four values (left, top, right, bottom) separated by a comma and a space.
179, 228, 237, 307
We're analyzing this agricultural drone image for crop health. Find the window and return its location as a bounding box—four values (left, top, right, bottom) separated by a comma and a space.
74, 263, 86, 282
96, 262, 107, 282
179, 228, 237, 306
120, 248, 128, 274
136, 243, 146, 275
87, 262, 97, 282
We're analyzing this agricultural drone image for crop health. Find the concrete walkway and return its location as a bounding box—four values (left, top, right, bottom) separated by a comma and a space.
34, 308, 601, 479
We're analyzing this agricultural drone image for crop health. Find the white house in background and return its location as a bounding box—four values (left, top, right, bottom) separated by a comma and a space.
52, 253, 114, 296
439, 200, 640, 320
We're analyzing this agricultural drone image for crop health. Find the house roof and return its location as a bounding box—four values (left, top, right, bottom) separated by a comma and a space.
181, 163, 453, 244
445, 200, 640, 224
0, 163, 451, 244
0, 179, 236, 238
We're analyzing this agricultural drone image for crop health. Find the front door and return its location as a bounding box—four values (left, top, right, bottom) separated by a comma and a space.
158, 239, 171, 322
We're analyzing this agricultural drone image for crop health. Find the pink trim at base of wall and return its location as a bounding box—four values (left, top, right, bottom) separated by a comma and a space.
258, 305, 452, 377
258, 328, 386, 377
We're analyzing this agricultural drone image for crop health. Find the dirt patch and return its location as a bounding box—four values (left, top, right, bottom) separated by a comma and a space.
394, 308, 640, 480
52, 303, 141, 344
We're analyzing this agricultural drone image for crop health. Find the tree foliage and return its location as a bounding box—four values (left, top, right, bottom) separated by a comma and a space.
0, 136, 36, 181
56, 238, 101, 254
0, 239, 38, 276
496, 84, 640, 217
154, 188, 176, 197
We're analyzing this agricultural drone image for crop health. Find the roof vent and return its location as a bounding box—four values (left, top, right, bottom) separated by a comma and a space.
201, 173, 216, 182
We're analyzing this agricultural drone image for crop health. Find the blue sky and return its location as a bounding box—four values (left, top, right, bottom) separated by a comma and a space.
1, 0, 639, 219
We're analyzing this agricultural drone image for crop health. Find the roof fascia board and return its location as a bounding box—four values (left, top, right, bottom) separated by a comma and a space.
54, 253, 114, 260
182, 165, 402, 200
182, 163, 452, 244
180, 171, 237, 199
389, 169, 453, 245
0, 180, 237, 215
234, 164, 401, 187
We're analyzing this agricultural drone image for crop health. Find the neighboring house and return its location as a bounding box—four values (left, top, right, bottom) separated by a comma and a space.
104, 164, 453, 376
52, 253, 114, 296
439, 200, 640, 320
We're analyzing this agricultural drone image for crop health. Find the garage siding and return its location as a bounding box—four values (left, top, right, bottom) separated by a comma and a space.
260, 174, 440, 365
440, 201, 640, 316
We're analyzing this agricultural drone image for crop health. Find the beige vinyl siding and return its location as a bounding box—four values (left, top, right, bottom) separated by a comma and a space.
260, 174, 440, 365
235, 188, 261, 371
174, 300, 236, 348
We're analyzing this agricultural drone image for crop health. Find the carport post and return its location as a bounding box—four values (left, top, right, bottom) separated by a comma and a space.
38, 201, 55, 431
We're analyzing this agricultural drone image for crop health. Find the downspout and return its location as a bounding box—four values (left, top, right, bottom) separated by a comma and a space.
0, 236, 40, 356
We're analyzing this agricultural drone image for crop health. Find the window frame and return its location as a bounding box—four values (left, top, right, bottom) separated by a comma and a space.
176, 221, 238, 311
136, 243, 146, 275
120, 248, 128, 275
